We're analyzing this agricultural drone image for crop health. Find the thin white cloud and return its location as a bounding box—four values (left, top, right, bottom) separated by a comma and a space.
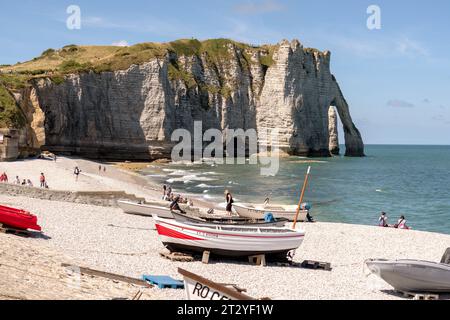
326, 33, 429, 59
396, 37, 429, 57
234, 0, 285, 15
387, 99, 416, 108
112, 40, 129, 47
80, 15, 193, 39
83, 16, 123, 29
220, 18, 283, 45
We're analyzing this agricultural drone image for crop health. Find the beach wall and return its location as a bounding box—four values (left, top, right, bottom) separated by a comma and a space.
0, 183, 144, 207
0, 129, 19, 161
17, 39, 364, 160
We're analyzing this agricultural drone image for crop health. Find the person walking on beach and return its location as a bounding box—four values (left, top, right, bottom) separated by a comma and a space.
225, 190, 234, 216
14, 176, 20, 185
39, 173, 46, 188
98, 165, 102, 173
74, 166, 81, 181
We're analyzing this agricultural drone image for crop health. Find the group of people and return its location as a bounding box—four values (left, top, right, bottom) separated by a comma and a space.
378, 212, 411, 230
162, 185, 193, 214
0, 172, 48, 188
161, 185, 235, 217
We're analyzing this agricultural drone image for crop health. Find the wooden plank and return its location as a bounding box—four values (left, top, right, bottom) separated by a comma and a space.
61, 264, 152, 288
202, 251, 211, 264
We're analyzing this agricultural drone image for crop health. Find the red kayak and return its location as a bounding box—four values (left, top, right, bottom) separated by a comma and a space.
0, 205, 42, 231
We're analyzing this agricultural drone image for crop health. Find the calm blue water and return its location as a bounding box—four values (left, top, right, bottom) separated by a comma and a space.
141, 145, 450, 235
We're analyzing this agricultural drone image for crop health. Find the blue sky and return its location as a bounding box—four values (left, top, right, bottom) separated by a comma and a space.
1, 0, 449, 145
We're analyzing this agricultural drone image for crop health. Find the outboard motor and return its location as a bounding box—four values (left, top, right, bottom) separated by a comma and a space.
301, 203, 312, 211
264, 212, 275, 223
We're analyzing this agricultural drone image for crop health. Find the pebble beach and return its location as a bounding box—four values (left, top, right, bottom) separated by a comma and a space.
1, 157, 450, 300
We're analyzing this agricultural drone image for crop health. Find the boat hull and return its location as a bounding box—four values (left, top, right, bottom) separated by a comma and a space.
179, 268, 256, 300
233, 203, 308, 222
366, 259, 450, 293
171, 211, 288, 228
155, 216, 305, 258
0, 205, 41, 231
118, 201, 174, 219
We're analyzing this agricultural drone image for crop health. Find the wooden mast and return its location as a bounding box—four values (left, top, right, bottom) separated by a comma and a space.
293, 166, 311, 229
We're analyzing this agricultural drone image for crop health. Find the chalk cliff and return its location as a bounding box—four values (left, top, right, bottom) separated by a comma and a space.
11, 39, 364, 160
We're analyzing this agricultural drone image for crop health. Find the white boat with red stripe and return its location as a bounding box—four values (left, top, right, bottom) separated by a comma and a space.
154, 215, 305, 258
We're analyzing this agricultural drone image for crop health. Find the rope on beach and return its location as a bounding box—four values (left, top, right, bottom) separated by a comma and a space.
65, 248, 153, 257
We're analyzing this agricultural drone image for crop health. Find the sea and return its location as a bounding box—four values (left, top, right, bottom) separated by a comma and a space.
140, 145, 450, 235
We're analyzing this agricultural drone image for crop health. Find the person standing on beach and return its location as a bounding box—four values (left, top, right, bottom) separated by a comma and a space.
74, 167, 81, 181
166, 186, 172, 201
39, 173, 46, 188
14, 176, 20, 185
1, 172, 8, 183
225, 190, 234, 216
162, 185, 167, 200
99, 165, 102, 173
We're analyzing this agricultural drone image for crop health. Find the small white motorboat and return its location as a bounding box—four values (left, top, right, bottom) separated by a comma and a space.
233, 203, 309, 222
179, 268, 258, 300
154, 215, 305, 258
171, 211, 289, 228
366, 249, 450, 293
117, 200, 174, 219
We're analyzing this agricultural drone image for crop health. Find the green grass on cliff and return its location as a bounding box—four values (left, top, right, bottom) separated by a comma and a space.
0, 39, 282, 101
0, 39, 277, 75
0, 84, 25, 128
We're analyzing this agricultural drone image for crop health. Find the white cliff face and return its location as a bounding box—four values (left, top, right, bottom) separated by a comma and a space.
26, 39, 364, 160
328, 106, 340, 155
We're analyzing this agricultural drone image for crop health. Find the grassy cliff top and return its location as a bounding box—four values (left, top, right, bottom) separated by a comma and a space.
0, 38, 326, 91
0, 39, 278, 79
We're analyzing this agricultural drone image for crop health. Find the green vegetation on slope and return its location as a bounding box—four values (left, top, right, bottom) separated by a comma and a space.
0, 84, 25, 128
0, 39, 278, 76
